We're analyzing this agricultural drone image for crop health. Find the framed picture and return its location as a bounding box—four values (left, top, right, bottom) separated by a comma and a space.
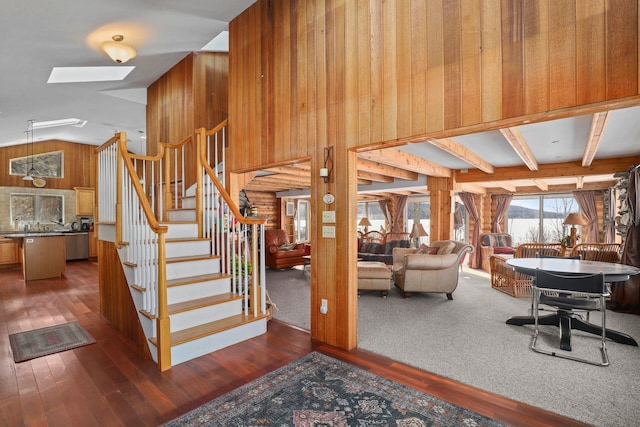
10, 150, 64, 178
286, 201, 295, 217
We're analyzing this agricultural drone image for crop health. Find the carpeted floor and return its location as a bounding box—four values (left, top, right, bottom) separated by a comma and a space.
8, 321, 96, 363
265, 266, 640, 427
163, 351, 507, 426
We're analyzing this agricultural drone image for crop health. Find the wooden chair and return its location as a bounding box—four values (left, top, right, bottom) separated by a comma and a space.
490, 242, 566, 298
360, 230, 385, 244
570, 243, 621, 263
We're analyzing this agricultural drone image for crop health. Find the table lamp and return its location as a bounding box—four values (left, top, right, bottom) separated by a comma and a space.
410, 223, 428, 248
358, 217, 372, 233
563, 212, 587, 247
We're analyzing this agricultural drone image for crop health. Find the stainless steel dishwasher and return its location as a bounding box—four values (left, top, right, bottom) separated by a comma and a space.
65, 232, 89, 260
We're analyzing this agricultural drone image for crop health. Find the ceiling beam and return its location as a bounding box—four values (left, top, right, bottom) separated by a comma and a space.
454, 183, 487, 194
576, 176, 584, 189
582, 111, 610, 167
455, 155, 640, 183
530, 179, 548, 191
499, 127, 538, 170
359, 148, 452, 177
426, 138, 494, 174
357, 170, 395, 183
357, 158, 419, 180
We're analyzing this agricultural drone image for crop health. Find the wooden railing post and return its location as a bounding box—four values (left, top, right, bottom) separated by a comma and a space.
196, 128, 205, 238
156, 231, 171, 371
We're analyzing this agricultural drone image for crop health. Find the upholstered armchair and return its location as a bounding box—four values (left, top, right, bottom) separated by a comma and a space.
264, 229, 305, 269
478, 233, 515, 272
393, 240, 474, 299
490, 242, 566, 297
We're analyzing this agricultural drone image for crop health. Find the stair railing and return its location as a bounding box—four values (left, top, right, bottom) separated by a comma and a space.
96, 131, 172, 371
196, 124, 268, 317
126, 135, 191, 222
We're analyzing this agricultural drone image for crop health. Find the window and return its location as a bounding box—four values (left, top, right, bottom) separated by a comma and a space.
10, 193, 64, 227
294, 200, 309, 242
357, 201, 386, 233
506, 194, 578, 246
406, 196, 430, 245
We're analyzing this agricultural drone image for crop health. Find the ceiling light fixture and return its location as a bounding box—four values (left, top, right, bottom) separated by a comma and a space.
22, 120, 38, 181
102, 35, 137, 64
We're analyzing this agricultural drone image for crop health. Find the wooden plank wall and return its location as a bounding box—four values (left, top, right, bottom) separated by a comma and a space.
244, 190, 279, 229
98, 239, 151, 358
0, 140, 96, 189
146, 52, 229, 188
229, 0, 639, 170
226, 0, 639, 351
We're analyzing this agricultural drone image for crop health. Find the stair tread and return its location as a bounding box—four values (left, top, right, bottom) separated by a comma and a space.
166, 254, 219, 263
166, 237, 210, 243
166, 272, 230, 287
150, 313, 267, 347
168, 292, 242, 314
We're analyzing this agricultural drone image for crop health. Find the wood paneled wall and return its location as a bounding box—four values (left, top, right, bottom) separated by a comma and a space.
227, 0, 640, 351
146, 52, 229, 188
244, 190, 279, 229
0, 140, 96, 189
229, 0, 639, 170
98, 239, 151, 357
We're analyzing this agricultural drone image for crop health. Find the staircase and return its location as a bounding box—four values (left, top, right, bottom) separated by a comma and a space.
96, 122, 268, 370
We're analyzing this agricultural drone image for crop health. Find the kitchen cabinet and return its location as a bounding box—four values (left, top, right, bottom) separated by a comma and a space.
0, 237, 20, 267
75, 187, 95, 216
5, 234, 66, 281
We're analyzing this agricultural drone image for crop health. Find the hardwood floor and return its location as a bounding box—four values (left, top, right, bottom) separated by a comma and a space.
0, 261, 587, 426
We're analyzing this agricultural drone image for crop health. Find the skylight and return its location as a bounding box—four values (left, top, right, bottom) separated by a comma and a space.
47, 66, 135, 83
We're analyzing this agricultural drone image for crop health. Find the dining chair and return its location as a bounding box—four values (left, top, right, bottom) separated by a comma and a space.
531, 269, 609, 366
530, 254, 581, 316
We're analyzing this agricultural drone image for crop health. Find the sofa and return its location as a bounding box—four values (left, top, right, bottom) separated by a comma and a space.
479, 233, 515, 272
357, 232, 411, 265
490, 242, 566, 297
265, 229, 306, 269
392, 240, 474, 299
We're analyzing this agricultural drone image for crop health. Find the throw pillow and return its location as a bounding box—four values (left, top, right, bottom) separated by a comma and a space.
279, 242, 297, 251
416, 244, 439, 255
436, 241, 456, 255
493, 246, 515, 255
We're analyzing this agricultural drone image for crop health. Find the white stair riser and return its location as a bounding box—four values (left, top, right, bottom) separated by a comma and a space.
165, 223, 198, 239
166, 240, 211, 258
170, 319, 267, 366
170, 299, 242, 332
182, 197, 195, 209
167, 278, 231, 304
169, 209, 196, 222
167, 258, 219, 279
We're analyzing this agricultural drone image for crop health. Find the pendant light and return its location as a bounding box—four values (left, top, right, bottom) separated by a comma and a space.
22, 120, 38, 181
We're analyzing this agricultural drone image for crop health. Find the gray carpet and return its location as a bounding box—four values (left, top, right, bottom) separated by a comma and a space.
265, 266, 640, 427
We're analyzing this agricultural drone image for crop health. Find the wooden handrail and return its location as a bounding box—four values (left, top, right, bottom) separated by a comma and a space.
118, 136, 169, 235
95, 134, 118, 153
197, 127, 265, 226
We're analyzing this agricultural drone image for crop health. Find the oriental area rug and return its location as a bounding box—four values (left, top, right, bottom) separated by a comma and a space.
163, 352, 506, 426
9, 321, 96, 363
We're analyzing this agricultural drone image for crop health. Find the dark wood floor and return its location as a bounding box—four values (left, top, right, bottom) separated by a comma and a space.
0, 261, 588, 427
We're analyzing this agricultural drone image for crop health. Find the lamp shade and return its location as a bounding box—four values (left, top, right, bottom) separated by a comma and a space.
358, 217, 372, 227
563, 213, 588, 226
102, 36, 137, 64
410, 223, 428, 238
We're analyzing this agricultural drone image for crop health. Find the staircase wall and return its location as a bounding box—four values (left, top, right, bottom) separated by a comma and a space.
98, 239, 151, 358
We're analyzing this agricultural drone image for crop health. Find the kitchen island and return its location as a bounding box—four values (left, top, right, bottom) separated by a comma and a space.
4, 233, 66, 281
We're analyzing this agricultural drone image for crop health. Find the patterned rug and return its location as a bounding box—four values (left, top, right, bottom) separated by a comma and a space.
164, 352, 506, 426
9, 321, 96, 363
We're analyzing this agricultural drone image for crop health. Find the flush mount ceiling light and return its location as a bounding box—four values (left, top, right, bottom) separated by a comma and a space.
23, 120, 38, 181
102, 35, 137, 64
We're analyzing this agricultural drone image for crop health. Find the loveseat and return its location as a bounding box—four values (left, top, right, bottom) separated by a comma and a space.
357, 232, 411, 265
392, 240, 474, 299
490, 242, 566, 297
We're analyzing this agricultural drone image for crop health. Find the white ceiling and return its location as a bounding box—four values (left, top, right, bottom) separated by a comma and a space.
0, 0, 256, 152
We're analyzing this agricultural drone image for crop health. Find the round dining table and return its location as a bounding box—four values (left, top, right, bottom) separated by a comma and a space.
506, 257, 640, 347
